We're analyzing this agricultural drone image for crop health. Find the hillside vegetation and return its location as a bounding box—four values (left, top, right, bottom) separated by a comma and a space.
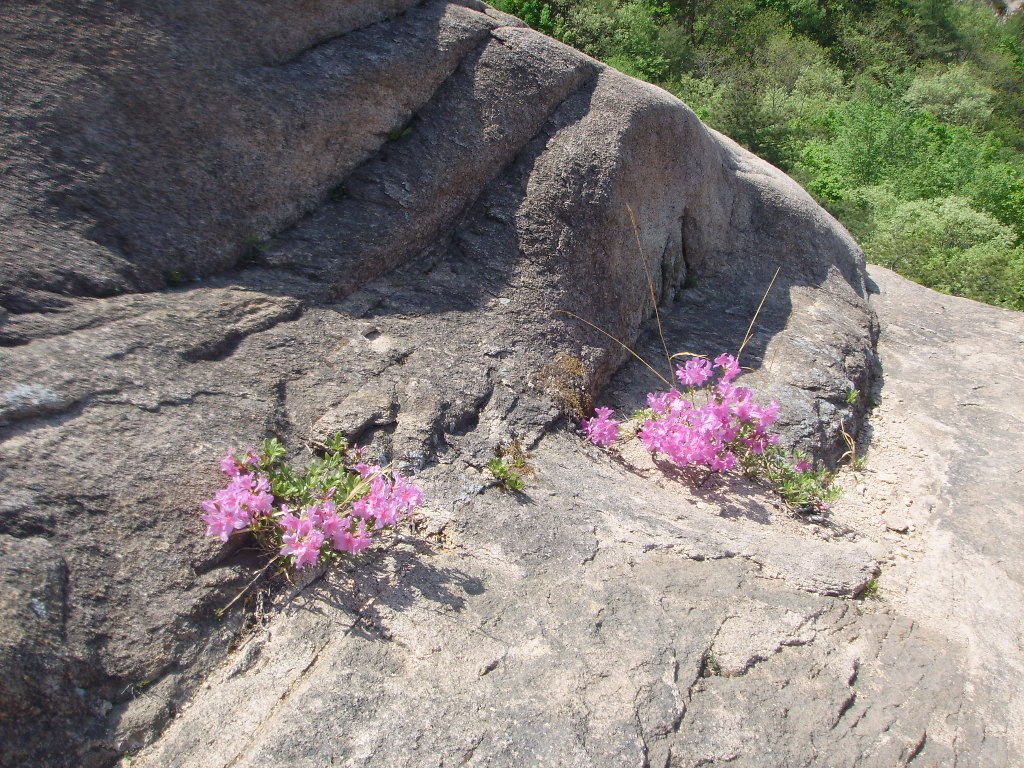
493, 0, 1024, 310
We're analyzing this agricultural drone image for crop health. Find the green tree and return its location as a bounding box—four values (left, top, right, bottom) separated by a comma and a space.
904, 63, 996, 124
864, 195, 1023, 308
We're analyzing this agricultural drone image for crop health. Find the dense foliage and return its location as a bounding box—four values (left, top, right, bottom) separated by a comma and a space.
493, 0, 1024, 310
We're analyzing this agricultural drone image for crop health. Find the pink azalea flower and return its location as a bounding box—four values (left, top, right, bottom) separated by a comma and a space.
252, 473, 271, 495
709, 452, 737, 472
351, 496, 373, 520
201, 439, 423, 570
333, 519, 372, 555
732, 398, 755, 421
638, 418, 665, 453
360, 476, 400, 528
305, 503, 325, 527
374, 502, 400, 528
677, 358, 713, 388
753, 399, 781, 430
745, 435, 768, 455
665, 394, 688, 414
280, 510, 316, 540
647, 391, 671, 414
348, 520, 373, 554
392, 475, 425, 512
320, 512, 349, 549
281, 527, 325, 569
201, 467, 278, 542
354, 462, 380, 479
716, 380, 737, 402
714, 353, 741, 382
583, 407, 621, 446
220, 449, 242, 477
201, 501, 236, 542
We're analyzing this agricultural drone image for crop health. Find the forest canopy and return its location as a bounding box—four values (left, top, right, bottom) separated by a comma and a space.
492, 0, 1024, 310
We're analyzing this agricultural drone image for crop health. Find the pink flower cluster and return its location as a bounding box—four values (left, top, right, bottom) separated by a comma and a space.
201, 447, 424, 570
582, 407, 621, 446
277, 466, 424, 569
201, 449, 273, 541
583, 353, 782, 472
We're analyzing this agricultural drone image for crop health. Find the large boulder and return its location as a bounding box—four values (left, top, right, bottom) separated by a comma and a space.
1, 2, 881, 766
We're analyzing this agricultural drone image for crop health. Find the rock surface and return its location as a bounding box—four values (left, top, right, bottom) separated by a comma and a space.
827, 266, 1024, 764
3, 1, 1017, 767
119, 268, 1024, 768
116, 271, 1024, 768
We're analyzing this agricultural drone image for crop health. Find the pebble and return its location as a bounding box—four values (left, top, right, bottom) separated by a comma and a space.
884, 518, 912, 534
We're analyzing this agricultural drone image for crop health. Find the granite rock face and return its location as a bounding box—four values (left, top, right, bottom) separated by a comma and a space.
0, 1, 902, 766
117, 268, 1024, 768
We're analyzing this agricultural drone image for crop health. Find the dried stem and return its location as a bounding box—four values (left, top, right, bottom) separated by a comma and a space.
554, 309, 673, 389
737, 267, 782, 363
216, 556, 278, 617
626, 204, 674, 380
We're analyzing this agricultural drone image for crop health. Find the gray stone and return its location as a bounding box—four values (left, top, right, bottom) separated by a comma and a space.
123, 439, 940, 768
852, 266, 1024, 763
0, 0, 504, 310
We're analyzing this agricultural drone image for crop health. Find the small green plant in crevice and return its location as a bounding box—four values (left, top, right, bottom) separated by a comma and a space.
859, 577, 881, 600
744, 446, 842, 514
167, 269, 184, 286
846, 388, 860, 405
242, 233, 272, 264
700, 651, 722, 678
486, 456, 526, 492
486, 440, 533, 492
387, 124, 413, 141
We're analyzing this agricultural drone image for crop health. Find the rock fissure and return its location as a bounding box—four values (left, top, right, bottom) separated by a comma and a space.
259, 26, 601, 304
264, 0, 437, 69
0, 388, 121, 435
178, 301, 305, 363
